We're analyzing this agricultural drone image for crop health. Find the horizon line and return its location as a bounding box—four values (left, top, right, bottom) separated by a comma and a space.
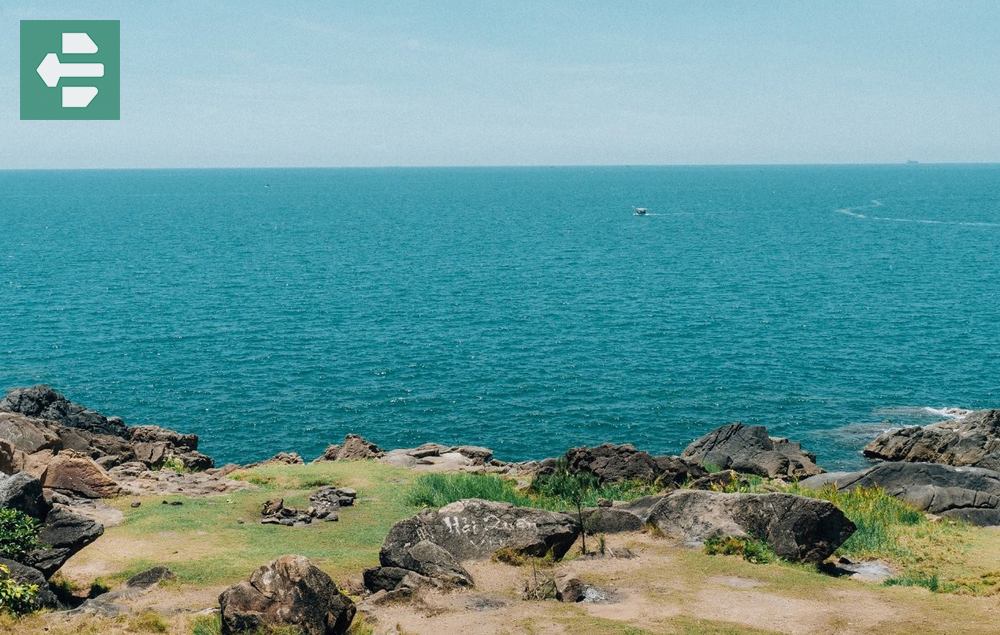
2, 161, 1000, 172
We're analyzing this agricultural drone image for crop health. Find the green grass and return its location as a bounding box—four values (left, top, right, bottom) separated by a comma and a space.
703, 536, 776, 564
884, 573, 957, 593
407, 472, 535, 508
785, 484, 924, 559
75, 460, 421, 587
190, 614, 221, 635
703, 479, 990, 595
406, 471, 656, 512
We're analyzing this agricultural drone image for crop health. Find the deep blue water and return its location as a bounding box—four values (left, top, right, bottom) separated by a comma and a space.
1, 166, 998, 469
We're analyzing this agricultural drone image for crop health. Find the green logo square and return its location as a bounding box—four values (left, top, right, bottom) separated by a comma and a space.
20, 20, 120, 120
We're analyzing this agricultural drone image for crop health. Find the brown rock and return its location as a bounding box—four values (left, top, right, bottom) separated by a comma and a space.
863, 409, 1000, 470
0, 412, 62, 454
41, 450, 122, 498
682, 423, 823, 479
219, 555, 355, 635
0, 439, 16, 474
334, 434, 383, 460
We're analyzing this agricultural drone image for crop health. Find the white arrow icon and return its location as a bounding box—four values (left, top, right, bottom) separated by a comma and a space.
36, 53, 104, 88
35, 33, 104, 109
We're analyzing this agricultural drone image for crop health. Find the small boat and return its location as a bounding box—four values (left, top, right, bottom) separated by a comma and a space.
633, 207, 648, 216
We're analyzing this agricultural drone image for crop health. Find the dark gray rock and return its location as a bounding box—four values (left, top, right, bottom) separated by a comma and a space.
362, 566, 436, 597
652, 455, 709, 487
310, 486, 356, 510
0, 471, 50, 520
363, 566, 414, 592
218, 555, 356, 635
564, 443, 661, 483
0, 439, 14, 474
25, 506, 104, 577
260, 498, 315, 526
863, 410, 1000, 470
800, 461, 1000, 526
378, 540, 472, 588
682, 423, 823, 479
646, 490, 855, 563
69, 566, 177, 617
554, 573, 586, 602
580, 507, 644, 534
126, 566, 176, 589
0, 557, 60, 609
382, 499, 580, 563
611, 494, 668, 523
0, 385, 128, 437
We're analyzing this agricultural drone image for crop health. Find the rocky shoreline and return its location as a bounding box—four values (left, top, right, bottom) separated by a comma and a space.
2, 384, 999, 633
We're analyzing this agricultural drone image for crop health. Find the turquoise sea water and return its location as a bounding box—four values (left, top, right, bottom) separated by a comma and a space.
1, 166, 998, 468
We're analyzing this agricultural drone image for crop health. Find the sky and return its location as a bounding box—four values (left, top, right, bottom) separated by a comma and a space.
1, 1, 999, 168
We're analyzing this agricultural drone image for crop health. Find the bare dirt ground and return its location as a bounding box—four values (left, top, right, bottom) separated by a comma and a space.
21, 531, 1000, 635
357, 534, 999, 635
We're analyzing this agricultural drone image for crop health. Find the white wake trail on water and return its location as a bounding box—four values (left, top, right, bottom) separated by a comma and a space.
874, 406, 972, 420
835, 199, 1000, 228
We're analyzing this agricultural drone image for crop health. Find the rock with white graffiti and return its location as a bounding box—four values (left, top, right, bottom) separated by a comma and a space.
373, 498, 579, 592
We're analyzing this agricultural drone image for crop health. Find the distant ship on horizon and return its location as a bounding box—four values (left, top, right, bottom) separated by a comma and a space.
906, 160, 920, 165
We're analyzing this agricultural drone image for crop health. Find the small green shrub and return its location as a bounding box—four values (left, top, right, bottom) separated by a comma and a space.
0, 509, 41, 561
492, 547, 528, 566
89, 578, 112, 597
703, 535, 776, 564
160, 456, 189, 473
0, 563, 39, 616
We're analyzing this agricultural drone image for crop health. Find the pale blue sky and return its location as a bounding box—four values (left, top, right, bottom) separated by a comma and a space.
2, 1, 999, 168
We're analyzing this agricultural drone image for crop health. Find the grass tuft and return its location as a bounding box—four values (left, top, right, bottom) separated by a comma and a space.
128, 611, 169, 632
785, 484, 926, 559
703, 535, 776, 564
406, 471, 655, 512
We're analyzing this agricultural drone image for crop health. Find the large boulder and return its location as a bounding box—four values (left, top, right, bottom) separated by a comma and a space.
0, 558, 60, 609
863, 410, 1000, 470
218, 555, 355, 635
564, 443, 662, 483
800, 462, 1000, 526
39, 450, 122, 498
0, 472, 50, 519
25, 506, 105, 577
379, 443, 499, 471
682, 423, 823, 479
317, 434, 384, 461
362, 566, 433, 594
377, 540, 472, 589
0, 386, 128, 437
579, 507, 645, 534
558, 443, 706, 486
129, 425, 213, 470
382, 499, 580, 563
0, 387, 213, 472
0, 412, 62, 455
646, 490, 855, 563
0, 440, 15, 474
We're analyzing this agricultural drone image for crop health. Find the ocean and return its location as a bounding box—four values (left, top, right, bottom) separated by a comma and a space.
1, 165, 998, 469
